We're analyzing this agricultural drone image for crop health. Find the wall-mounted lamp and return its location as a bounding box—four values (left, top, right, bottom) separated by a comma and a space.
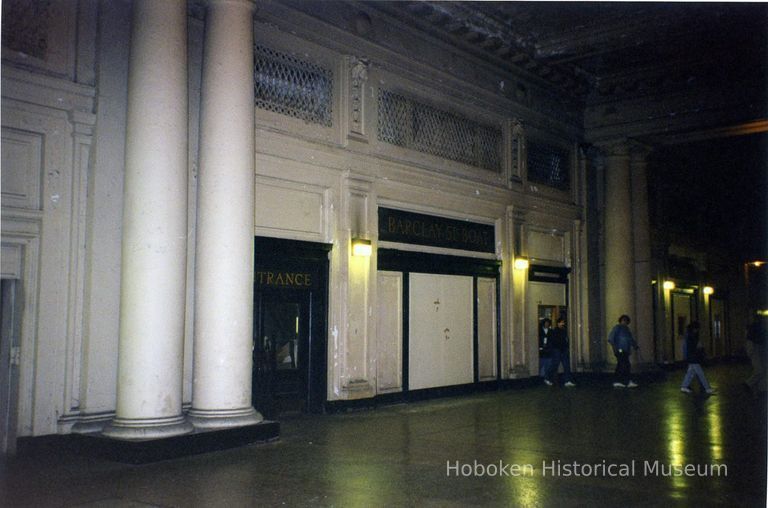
703, 286, 714, 295
662, 280, 676, 290
351, 238, 372, 257
514, 257, 530, 270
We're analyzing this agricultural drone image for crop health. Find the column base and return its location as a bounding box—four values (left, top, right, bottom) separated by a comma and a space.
71, 415, 112, 435
187, 406, 263, 429
68, 419, 279, 464
102, 415, 194, 441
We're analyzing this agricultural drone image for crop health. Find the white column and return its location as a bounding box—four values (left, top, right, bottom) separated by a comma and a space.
630, 144, 655, 363
104, 0, 192, 439
602, 141, 636, 350
189, 0, 262, 428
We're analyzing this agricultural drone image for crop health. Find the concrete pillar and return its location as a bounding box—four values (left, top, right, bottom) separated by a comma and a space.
189, 0, 262, 429
104, 0, 192, 439
602, 141, 636, 355
630, 144, 655, 364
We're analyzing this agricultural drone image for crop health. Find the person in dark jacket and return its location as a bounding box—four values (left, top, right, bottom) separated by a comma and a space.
539, 318, 553, 384
680, 321, 715, 394
546, 317, 576, 387
745, 315, 767, 393
608, 314, 639, 388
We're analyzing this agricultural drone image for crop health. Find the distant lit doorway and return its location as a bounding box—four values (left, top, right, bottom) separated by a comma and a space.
710, 297, 727, 357
671, 290, 696, 362
526, 265, 570, 374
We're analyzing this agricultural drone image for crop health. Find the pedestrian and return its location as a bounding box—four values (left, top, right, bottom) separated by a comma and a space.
539, 318, 553, 385
608, 314, 639, 388
680, 321, 715, 394
546, 317, 576, 387
745, 314, 767, 393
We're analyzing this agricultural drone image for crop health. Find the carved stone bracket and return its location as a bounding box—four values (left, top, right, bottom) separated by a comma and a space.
347, 56, 369, 141
508, 118, 525, 183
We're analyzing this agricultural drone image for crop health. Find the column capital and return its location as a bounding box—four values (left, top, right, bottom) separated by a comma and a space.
510, 117, 525, 135
593, 138, 630, 157
628, 140, 653, 163
205, 0, 255, 10
507, 205, 528, 225
594, 138, 655, 159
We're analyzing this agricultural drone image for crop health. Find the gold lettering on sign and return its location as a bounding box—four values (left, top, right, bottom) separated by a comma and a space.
386, 215, 490, 247
256, 271, 313, 288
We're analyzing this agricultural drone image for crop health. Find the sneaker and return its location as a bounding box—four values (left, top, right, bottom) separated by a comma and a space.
627, 381, 638, 388
705, 389, 717, 395
565, 381, 576, 387
544, 379, 553, 386
680, 387, 692, 393
613, 382, 626, 388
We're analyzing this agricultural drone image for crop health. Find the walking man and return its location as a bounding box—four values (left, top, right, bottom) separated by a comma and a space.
546, 317, 576, 387
608, 315, 639, 388
680, 321, 715, 394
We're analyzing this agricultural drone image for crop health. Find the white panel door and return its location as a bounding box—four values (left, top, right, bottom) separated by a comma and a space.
376, 271, 403, 393
477, 277, 497, 381
409, 273, 474, 390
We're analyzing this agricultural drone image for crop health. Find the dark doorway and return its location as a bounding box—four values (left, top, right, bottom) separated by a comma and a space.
254, 290, 309, 416
252, 237, 329, 419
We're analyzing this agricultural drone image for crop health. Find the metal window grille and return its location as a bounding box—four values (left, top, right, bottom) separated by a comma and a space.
377, 89, 502, 172
527, 140, 571, 190
1, 0, 51, 60
254, 45, 333, 127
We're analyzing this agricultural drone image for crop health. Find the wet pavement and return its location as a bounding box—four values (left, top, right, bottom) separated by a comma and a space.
1, 364, 766, 507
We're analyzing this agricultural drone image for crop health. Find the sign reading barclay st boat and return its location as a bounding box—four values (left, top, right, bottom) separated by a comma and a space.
378, 207, 495, 254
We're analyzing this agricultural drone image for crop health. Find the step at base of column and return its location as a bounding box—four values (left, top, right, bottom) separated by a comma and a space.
34, 420, 281, 464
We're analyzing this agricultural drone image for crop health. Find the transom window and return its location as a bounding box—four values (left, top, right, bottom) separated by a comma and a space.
377, 89, 502, 172
254, 45, 333, 127
527, 140, 571, 190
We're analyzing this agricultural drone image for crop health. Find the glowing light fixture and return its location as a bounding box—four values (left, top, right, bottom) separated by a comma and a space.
351, 238, 372, 257
514, 257, 530, 270
663, 280, 676, 290
751, 261, 765, 267
703, 286, 714, 295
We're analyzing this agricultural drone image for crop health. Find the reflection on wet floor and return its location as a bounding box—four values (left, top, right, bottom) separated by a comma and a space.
2, 364, 766, 507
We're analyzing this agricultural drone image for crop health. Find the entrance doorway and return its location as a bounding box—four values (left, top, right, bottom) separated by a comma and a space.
252, 238, 329, 419
254, 290, 310, 416
526, 265, 570, 376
